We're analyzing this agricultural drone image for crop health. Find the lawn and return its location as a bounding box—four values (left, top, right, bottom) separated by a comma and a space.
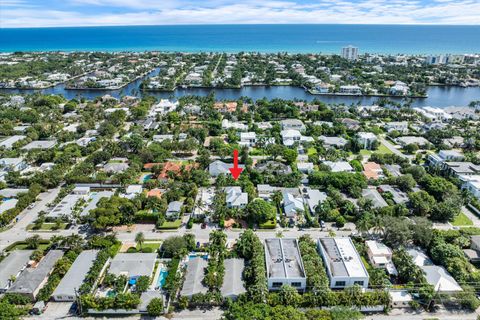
452, 212, 473, 226
136, 242, 161, 251
376, 143, 394, 155
259, 219, 277, 229
359, 149, 372, 156
307, 147, 317, 156
7, 242, 51, 251
27, 222, 68, 231
157, 219, 182, 230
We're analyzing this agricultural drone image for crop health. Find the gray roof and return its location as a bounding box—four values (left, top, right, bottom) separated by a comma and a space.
180, 257, 208, 297
138, 291, 163, 311
362, 188, 388, 208
265, 238, 306, 279
167, 201, 183, 213
0, 188, 29, 198
21, 140, 56, 150
80, 191, 114, 217
103, 162, 129, 173
209, 160, 245, 177
8, 250, 64, 295
52, 250, 98, 298
221, 258, 246, 298
318, 237, 368, 278
109, 253, 157, 278
378, 185, 408, 204
0, 250, 33, 290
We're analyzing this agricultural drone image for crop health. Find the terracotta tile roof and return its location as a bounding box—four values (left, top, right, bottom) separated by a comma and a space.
363, 162, 383, 179
144, 162, 197, 179
146, 188, 162, 198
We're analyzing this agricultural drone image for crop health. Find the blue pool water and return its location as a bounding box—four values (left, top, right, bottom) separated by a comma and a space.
143, 174, 153, 183
188, 254, 208, 261
156, 269, 168, 289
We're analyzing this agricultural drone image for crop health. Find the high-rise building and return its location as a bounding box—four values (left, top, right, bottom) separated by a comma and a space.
341, 45, 359, 60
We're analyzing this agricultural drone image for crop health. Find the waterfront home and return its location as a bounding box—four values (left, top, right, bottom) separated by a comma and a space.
265, 238, 307, 291
339, 85, 362, 95
389, 81, 409, 95
414, 106, 453, 122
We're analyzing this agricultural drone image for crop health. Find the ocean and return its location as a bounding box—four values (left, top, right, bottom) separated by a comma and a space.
1, 24, 480, 54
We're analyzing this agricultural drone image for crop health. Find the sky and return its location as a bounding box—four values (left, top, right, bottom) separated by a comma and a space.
1, 0, 479, 28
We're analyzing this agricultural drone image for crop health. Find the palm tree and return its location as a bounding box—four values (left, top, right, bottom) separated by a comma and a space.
356, 219, 370, 238
135, 232, 145, 250
26, 235, 41, 249
372, 217, 385, 237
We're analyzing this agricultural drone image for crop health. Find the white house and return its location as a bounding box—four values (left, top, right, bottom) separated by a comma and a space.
239, 132, 256, 147
282, 189, 304, 218
150, 99, 178, 115
318, 237, 369, 289
389, 81, 409, 95
365, 240, 397, 275
280, 119, 305, 131
281, 130, 313, 147
221, 119, 248, 131
384, 121, 409, 133
0, 158, 27, 172
224, 187, 248, 209
303, 188, 327, 214
357, 132, 377, 149
265, 238, 307, 291
0, 135, 26, 150
323, 161, 354, 173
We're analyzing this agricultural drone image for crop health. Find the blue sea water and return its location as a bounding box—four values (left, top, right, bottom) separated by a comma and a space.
1, 24, 480, 54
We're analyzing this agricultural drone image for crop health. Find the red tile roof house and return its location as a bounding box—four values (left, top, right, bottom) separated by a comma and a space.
143, 162, 197, 180
363, 162, 384, 180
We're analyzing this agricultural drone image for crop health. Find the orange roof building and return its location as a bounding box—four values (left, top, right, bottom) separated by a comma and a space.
144, 162, 197, 180
363, 162, 384, 180
146, 188, 162, 199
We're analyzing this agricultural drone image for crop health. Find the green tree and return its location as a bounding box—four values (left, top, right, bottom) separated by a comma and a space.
135, 232, 145, 250
246, 199, 276, 223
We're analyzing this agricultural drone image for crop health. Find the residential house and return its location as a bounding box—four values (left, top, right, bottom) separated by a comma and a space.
384, 121, 408, 133
166, 201, 183, 219
239, 132, 256, 147
407, 249, 462, 293
209, 160, 245, 177
365, 241, 397, 275
0, 135, 26, 150
303, 188, 327, 214
362, 188, 388, 208
0, 158, 27, 172
323, 161, 354, 173
7, 250, 64, 301
357, 132, 377, 149
224, 187, 248, 209
297, 162, 314, 173
221, 258, 246, 299
282, 188, 304, 218
109, 253, 157, 279
21, 140, 56, 151
395, 136, 430, 147
0, 250, 33, 293
281, 119, 306, 131
463, 236, 480, 262
317, 237, 369, 289
363, 162, 384, 180
319, 136, 348, 149
257, 184, 278, 201
265, 238, 307, 291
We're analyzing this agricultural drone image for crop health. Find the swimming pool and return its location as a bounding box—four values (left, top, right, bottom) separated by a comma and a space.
188, 253, 208, 261
143, 174, 154, 183
156, 268, 168, 289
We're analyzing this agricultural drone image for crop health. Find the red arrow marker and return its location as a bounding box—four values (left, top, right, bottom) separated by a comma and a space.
229, 149, 243, 180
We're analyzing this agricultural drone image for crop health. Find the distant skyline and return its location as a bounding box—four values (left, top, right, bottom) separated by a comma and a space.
1, 0, 480, 28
